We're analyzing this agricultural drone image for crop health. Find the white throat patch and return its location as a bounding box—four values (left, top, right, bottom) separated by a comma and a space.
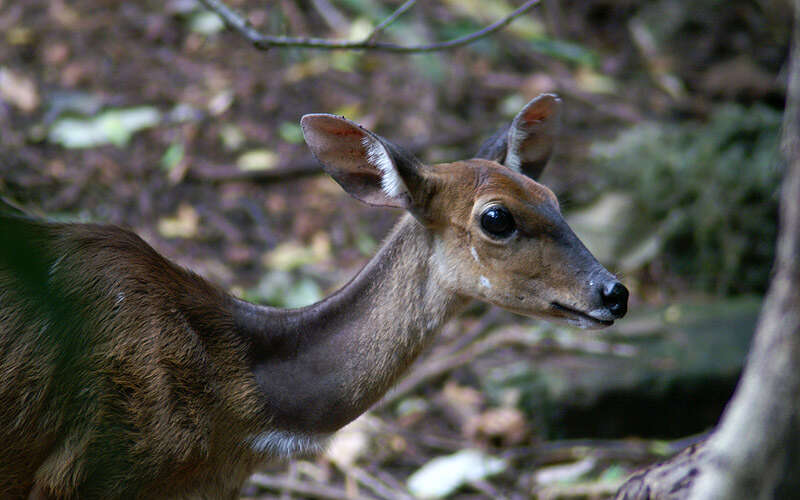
247, 430, 328, 458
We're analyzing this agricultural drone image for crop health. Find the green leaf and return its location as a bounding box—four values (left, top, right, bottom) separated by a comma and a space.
189, 10, 224, 35
355, 230, 377, 256
284, 277, 323, 308
247, 271, 322, 308
219, 123, 246, 151
278, 122, 304, 144
160, 142, 185, 171
237, 149, 278, 171
407, 449, 506, 498
48, 106, 161, 149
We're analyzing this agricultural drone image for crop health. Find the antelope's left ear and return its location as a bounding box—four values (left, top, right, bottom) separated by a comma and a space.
476, 93, 562, 180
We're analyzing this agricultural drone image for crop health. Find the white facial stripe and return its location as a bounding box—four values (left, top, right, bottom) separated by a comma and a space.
480, 276, 492, 289
362, 136, 407, 198
470, 246, 480, 264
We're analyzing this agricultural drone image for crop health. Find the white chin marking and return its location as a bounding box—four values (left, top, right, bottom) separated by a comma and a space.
247, 430, 328, 458
362, 136, 407, 198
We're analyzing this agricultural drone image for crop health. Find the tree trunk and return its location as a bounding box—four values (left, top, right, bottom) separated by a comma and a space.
616, 3, 800, 499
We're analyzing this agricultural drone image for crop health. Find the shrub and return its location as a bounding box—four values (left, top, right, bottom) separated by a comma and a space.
591, 104, 784, 294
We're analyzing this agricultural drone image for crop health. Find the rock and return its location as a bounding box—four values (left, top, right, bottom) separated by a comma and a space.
483, 297, 761, 439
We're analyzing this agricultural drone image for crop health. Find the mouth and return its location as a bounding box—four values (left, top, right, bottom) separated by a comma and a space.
550, 302, 613, 329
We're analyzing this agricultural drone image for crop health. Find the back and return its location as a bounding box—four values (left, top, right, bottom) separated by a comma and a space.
0, 210, 264, 498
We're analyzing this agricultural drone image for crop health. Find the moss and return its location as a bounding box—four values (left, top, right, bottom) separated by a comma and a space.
591, 103, 784, 294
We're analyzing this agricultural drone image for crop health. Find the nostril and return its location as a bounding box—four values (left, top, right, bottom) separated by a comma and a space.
601, 281, 629, 318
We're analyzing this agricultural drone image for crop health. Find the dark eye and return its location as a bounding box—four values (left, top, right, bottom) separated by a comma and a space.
480, 205, 516, 238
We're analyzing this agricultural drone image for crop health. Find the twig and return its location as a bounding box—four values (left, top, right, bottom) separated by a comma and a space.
310, 0, 348, 31
248, 472, 374, 500
365, 0, 417, 43
377, 327, 541, 409
197, 0, 541, 52
339, 464, 416, 500
190, 157, 322, 184
505, 432, 711, 466
445, 307, 506, 354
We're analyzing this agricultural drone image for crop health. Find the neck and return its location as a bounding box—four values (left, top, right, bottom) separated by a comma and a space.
232, 214, 467, 439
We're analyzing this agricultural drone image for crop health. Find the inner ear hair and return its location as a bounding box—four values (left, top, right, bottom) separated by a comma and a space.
475, 93, 562, 180
361, 136, 408, 200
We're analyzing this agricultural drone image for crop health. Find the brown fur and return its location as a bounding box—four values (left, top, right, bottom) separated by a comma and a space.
0, 219, 267, 498
0, 96, 626, 499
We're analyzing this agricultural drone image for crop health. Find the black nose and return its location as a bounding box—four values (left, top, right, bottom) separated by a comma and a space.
602, 281, 628, 318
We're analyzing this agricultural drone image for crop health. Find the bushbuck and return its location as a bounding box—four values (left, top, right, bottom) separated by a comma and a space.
0, 94, 627, 499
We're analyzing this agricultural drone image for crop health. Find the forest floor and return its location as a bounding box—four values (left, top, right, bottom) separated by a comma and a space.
0, 0, 790, 498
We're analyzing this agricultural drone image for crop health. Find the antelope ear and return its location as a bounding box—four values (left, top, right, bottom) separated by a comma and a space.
301, 114, 425, 210
476, 93, 562, 180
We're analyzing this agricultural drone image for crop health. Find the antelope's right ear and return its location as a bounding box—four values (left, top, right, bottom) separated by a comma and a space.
301, 114, 425, 210
476, 93, 562, 180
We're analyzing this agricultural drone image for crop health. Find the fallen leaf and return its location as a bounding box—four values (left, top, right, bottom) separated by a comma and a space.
324, 414, 378, 467
48, 106, 161, 148
237, 149, 278, 171
189, 10, 224, 34
535, 456, 597, 486
407, 449, 506, 499
157, 204, 199, 239
466, 407, 528, 446
0, 67, 40, 113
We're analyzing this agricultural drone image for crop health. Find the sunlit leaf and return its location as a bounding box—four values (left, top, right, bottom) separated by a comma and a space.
355, 230, 377, 256
535, 456, 597, 485
157, 204, 199, 239
278, 122, 304, 144
407, 449, 506, 498
599, 464, 629, 482
331, 103, 362, 120
575, 67, 618, 93
284, 277, 322, 308
263, 242, 312, 271
441, 0, 544, 39
160, 142, 185, 171
219, 123, 246, 151
247, 271, 322, 308
189, 10, 224, 35
237, 149, 278, 171
0, 66, 39, 112
48, 106, 161, 148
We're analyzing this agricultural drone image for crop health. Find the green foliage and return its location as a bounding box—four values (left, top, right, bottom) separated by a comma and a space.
527, 37, 598, 66
245, 271, 323, 309
591, 103, 784, 294
278, 121, 304, 144
160, 142, 184, 171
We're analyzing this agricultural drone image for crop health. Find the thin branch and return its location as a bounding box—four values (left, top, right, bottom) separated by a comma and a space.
376, 327, 541, 409
247, 472, 374, 500
338, 464, 416, 500
197, 0, 541, 52
365, 0, 417, 43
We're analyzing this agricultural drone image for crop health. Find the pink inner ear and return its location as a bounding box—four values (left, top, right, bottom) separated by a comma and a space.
519, 94, 560, 125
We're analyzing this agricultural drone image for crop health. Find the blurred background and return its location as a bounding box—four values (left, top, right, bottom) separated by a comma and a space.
0, 0, 791, 498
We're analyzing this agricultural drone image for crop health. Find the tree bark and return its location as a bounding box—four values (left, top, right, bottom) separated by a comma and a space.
616, 3, 800, 499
